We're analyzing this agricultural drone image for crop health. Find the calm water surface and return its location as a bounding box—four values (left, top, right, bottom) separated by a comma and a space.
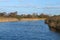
0, 20, 60, 40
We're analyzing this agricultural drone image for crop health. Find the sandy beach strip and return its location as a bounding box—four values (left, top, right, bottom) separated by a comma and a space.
20, 18, 46, 21
0, 17, 46, 22
0, 17, 18, 22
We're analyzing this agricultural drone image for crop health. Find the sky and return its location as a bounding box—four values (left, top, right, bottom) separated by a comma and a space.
0, 0, 60, 15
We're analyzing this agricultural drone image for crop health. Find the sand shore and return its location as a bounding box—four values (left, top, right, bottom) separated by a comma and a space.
0, 17, 18, 22
20, 18, 46, 21
0, 17, 46, 22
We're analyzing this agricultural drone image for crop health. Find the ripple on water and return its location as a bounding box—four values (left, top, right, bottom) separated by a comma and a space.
0, 20, 60, 40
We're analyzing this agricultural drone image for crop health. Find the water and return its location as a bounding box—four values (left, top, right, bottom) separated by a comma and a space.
0, 20, 60, 40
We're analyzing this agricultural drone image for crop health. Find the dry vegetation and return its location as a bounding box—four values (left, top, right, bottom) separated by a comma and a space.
0, 11, 49, 22
45, 15, 60, 31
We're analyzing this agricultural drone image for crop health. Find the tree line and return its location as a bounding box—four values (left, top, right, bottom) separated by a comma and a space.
0, 11, 50, 19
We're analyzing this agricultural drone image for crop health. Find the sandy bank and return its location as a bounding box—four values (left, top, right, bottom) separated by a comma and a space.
20, 18, 46, 21
0, 17, 46, 22
0, 17, 18, 22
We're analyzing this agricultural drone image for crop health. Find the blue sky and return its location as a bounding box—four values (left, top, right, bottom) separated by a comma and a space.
0, 0, 60, 15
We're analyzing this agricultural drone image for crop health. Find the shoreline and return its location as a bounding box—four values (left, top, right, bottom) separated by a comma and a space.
0, 17, 19, 22
0, 18, 46, 22
20, 18, 46, 21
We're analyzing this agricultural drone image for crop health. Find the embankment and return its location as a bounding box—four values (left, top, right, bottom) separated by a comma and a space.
0, 17, 46, 22
0, 17, 18, 22
45, 16, 60, 31
20, 18, 46, 21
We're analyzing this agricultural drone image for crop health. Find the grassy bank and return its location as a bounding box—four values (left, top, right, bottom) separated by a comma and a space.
45, 15, 60, 31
